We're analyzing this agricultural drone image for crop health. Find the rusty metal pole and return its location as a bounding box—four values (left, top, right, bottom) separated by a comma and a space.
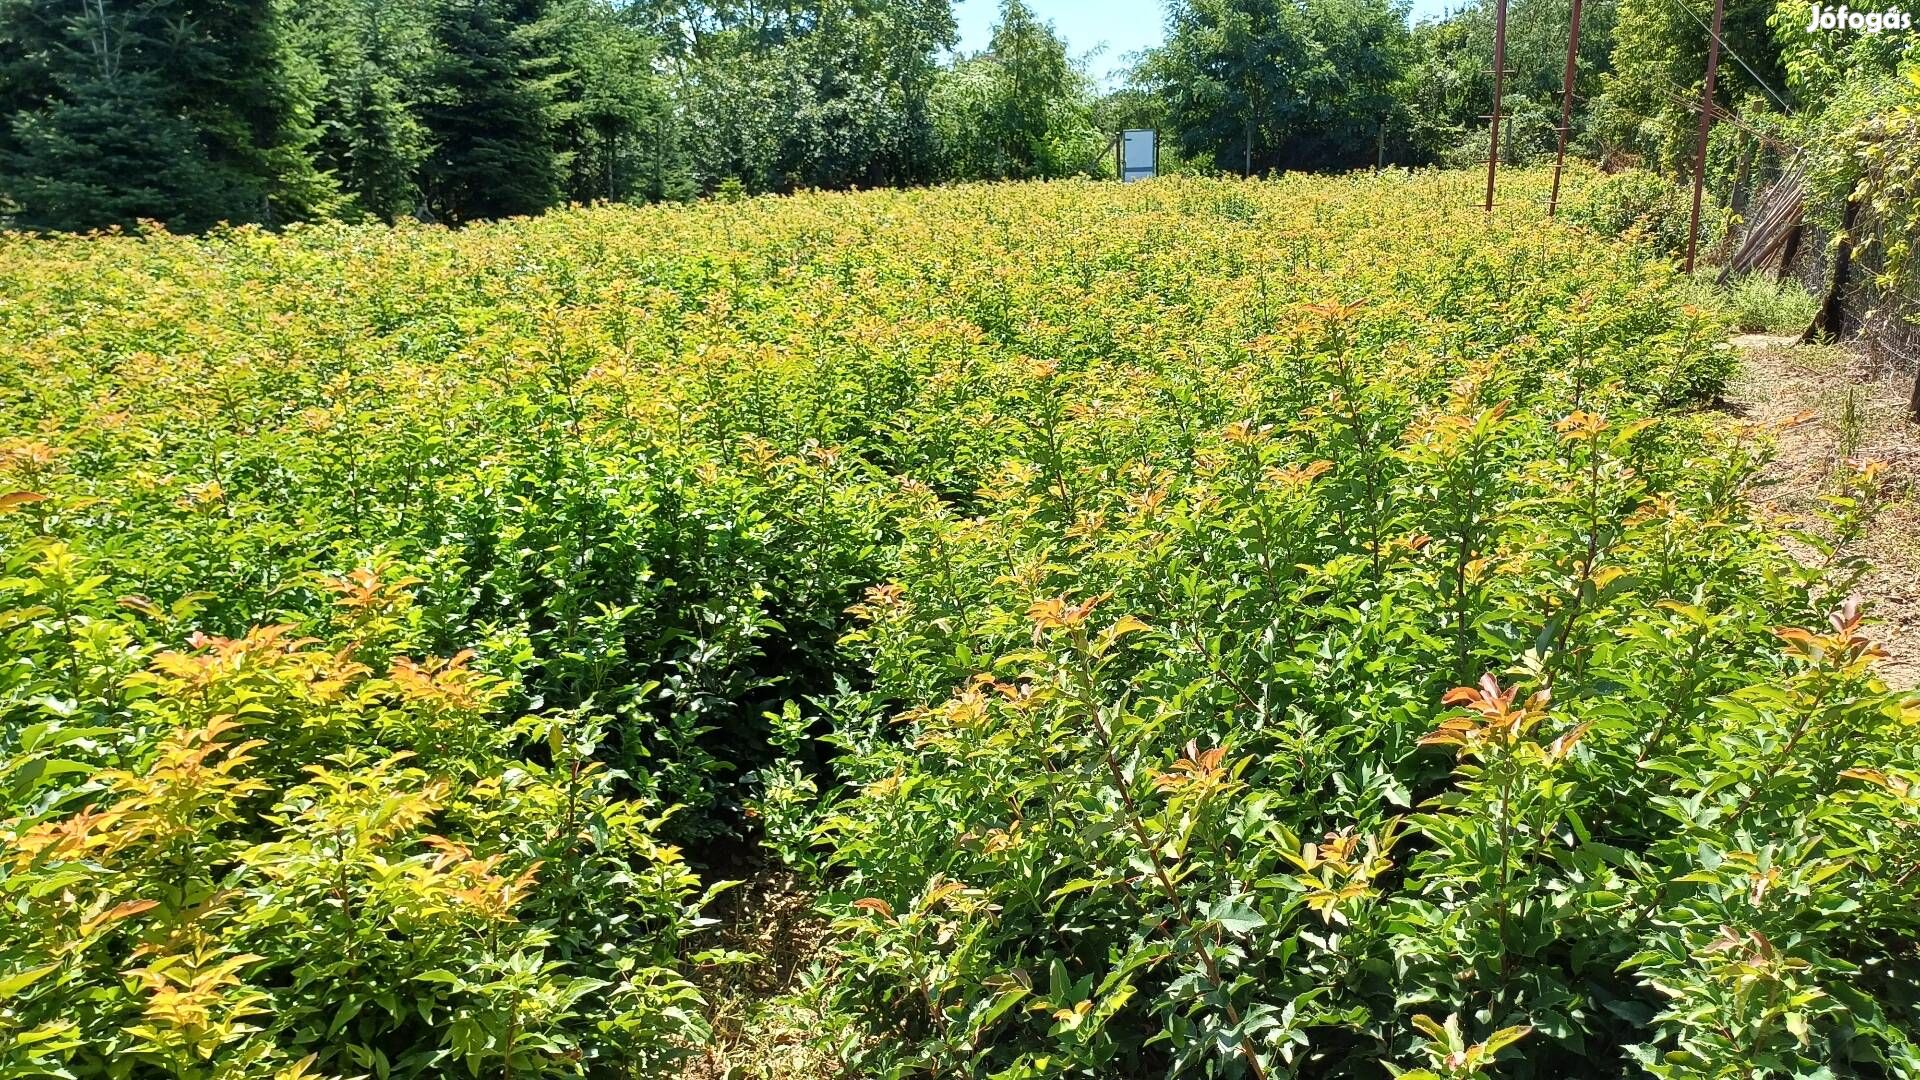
1548, 0, 1585, 216
1485, 0, 1510, 211
1683, 0, 1727, 273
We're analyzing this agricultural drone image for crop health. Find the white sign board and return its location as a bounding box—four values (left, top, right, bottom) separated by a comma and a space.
1121, 129, 1157, 183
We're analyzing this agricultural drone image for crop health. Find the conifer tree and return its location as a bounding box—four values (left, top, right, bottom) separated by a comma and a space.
296, 0, 433, 220
0, 0, 333, 230
419, 0, 565, 221
544, 0, 666, 204
161, 0, 338, 222
3, 65, 210, 231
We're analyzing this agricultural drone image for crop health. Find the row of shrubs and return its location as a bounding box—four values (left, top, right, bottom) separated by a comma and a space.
0, 168, 1905, 1077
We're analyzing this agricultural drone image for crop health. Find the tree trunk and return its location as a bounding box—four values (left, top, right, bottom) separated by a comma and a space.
1805, 198, 1862, 344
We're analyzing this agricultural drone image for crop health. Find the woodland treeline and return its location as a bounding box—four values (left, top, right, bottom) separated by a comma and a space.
0, 0, 1912, 231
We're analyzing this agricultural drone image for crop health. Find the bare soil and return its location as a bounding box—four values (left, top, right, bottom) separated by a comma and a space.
1725, 334, 1920, 689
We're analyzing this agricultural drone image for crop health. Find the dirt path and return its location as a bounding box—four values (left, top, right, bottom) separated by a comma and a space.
1725, 334, 1920, 689
679, 864, 838, 1080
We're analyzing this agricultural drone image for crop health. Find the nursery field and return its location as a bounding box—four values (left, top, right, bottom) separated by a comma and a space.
0, 170, 1913, 1079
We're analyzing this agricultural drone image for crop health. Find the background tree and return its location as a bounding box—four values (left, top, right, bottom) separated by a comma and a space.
646, 0, 956, 194
1091, 85, 1167, 135
544, 0, 668, 203
1141, 0, 1292, 176
165, 0, 339, 222
1403, 0, 1616, 167
1, 0, 200, 230
932, 0, 1102, 180
1279, 0, 1413, 168
1142, 0, 1409, 175
1593, 0, 1785, 172
418, 0, 566, 221
294, 0, 434, 220
5, 0, 1902, 233
0, 0, 332, 229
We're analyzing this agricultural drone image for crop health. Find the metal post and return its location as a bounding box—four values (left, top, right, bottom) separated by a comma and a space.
1684, 0, 1727, 273
1485, 0, 1510, 212
1548, 0, 1585, 216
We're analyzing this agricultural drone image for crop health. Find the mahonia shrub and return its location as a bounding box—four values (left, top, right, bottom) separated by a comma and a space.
0, 169, 1906, 1077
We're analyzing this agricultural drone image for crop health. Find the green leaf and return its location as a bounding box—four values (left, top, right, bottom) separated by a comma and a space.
0, 964, 59, 1000
1210, 902, 1264, 936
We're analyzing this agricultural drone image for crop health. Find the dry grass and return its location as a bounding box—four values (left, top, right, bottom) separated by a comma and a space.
679, 866, 845, 1080
1726, 334, 1920, 689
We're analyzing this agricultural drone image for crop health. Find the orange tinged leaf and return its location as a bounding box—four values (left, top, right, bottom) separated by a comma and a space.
1547, 723, 1590, 761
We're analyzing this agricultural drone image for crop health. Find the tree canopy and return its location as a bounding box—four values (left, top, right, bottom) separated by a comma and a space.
1, 0, 1914, 230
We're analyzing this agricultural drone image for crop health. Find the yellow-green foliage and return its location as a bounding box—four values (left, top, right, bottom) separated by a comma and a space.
0, 171, 1910, 1078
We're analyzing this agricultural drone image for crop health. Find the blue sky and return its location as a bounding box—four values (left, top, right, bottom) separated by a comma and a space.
952, 0, 1457, 86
